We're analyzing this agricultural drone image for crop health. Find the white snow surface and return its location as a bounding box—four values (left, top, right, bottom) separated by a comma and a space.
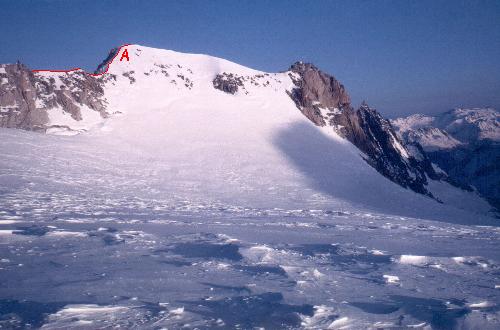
46, 104, 103, 134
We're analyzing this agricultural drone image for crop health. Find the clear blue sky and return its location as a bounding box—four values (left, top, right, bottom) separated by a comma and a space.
1, 0, 499, 117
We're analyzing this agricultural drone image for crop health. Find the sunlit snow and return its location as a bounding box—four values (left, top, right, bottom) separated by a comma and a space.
0, 45, 498, 329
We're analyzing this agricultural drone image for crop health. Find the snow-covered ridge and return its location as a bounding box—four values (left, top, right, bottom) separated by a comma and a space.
391, 113, 436, 131
0, 44, 301, 135
100, 45, 296, 114
403, 127, 462, 152
0, 44, 495, 215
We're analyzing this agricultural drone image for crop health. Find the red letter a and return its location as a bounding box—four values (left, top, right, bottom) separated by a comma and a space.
120, 49, 129, 62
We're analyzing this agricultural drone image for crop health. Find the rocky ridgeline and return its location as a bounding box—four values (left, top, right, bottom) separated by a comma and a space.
0, 63, 107, 132
287, 62, 350, 126
213, 72, 280, 95
210, 61, 446, 198
286, 62, 442, 198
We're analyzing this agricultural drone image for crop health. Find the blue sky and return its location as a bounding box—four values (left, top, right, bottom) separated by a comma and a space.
1, 0, 499, 117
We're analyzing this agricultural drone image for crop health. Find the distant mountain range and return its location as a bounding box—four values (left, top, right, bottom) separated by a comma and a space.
393, 108, 500, 209
0, 45, 497, 216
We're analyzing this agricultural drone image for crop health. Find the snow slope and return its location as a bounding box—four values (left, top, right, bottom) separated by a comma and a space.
9, 44, 494, 222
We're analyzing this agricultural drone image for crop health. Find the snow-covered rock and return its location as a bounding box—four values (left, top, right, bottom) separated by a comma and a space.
436, 108, 500, 142
0, 64, 108, 134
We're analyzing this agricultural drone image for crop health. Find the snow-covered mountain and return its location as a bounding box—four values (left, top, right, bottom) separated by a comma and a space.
393, 108, 500, 209
393, 108, 499, 148
0, 45, 495, 218
1, 45, 500, 329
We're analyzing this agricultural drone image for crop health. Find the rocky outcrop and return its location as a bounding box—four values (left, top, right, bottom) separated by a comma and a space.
95, 47, 121, 74
0, 63, 48, 131
288, 62, 350, 126
213, 73, 244, 94
0, 63, 107, 133
334, 103, 437, 196
287, 62, 440, 198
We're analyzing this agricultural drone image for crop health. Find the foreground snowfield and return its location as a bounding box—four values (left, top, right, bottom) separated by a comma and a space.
0, 45, 499, 328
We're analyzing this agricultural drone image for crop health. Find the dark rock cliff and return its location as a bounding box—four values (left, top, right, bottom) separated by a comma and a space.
287, 62, 350, 126
287, 62, 440, 198
0, 63, 48, 131
426, 140, 500, 209
95, 47, 121, 74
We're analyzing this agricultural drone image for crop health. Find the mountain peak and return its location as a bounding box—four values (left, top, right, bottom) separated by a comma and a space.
0, 45, 494, 211
287, 61, 351, 126
95, 46, 122, 74
289, 61, 319, 73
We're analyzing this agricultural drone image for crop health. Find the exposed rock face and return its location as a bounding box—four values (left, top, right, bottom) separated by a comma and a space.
0, 63, 107, 133
393, 108, 500, 209
0, 63, 48, 131
288, 62, 350, 126
334, 104, 438, 196
95, 47, 121, 74
287, 62, 441, 198
213, 73, 244, 94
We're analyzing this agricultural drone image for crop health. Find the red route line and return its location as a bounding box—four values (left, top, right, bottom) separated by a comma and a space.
31, 44, 131, 76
